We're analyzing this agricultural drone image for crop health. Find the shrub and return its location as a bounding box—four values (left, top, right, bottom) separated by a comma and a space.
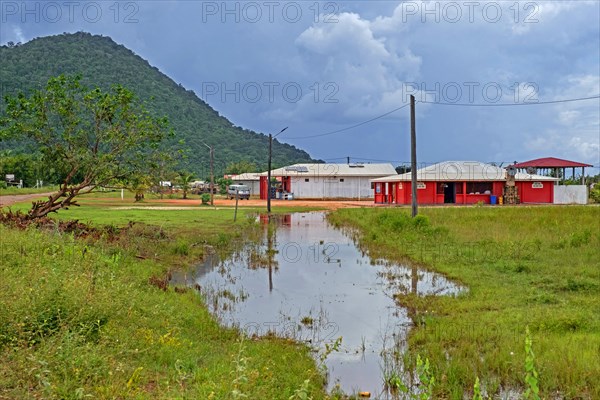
201, 193, 211, 205
589, 185, 600, 203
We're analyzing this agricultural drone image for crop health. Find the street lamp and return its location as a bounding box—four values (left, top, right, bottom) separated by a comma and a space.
267, 127, 288, 213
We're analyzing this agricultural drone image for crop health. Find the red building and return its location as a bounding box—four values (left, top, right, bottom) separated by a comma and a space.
371, 161, 559, 205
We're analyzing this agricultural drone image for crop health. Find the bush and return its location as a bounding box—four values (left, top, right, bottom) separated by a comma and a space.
201, 193, 211, 205
589, 185, 600, 203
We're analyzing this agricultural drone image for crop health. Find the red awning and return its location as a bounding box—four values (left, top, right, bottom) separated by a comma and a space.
512, 157, 593, 168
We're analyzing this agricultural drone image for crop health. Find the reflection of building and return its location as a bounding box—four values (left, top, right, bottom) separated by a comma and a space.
230, 173, 261, 196
372, 161, 559, 205
259, 163, 397, 200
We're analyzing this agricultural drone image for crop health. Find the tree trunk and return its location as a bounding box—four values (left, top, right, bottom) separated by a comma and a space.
27, 180, 90, 219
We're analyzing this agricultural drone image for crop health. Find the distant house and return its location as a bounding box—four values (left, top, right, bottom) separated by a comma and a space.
371, 161, 559, 205
230, 172, 261, 196
259, 163, 397, 200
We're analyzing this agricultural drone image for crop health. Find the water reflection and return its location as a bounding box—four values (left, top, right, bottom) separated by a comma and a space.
178, 212, 464, 397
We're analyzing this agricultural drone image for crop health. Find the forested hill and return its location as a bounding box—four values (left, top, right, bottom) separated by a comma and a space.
0, 32, 315, 176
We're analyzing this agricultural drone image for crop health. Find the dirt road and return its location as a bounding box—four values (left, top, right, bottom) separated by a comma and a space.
149, 198, 377, 210
0, 192, 54, 208
0, 193, 379, 210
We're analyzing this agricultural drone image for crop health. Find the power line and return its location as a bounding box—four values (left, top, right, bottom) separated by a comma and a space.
283, 94, 599, 141
286, 103, 410, 139
420, 94, 600, 107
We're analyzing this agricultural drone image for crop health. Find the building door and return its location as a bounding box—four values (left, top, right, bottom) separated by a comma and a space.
444, 182, 455, 203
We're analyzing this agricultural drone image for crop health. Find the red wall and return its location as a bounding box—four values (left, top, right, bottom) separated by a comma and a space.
373, 180, 554, 204
260, 176, 267, 200
518, 181, 553, 203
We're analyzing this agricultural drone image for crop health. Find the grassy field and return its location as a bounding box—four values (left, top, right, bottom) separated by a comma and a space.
329, 206, 600, 399
0, 185, 58, 196
0, 192, 330, 399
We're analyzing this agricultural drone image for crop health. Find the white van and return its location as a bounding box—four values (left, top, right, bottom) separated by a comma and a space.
228, 184, 250, 200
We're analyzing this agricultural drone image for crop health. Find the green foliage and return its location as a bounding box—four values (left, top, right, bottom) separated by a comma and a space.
289, 379, 313, 400
524, 327, 541, 400
472, 377, 483, 400
216, 177, 233, 194
226, 160, 258, 175
177, 172, 195, 199
0, 151, 48, 187
0, 202, 325, 398
590, 184, 600, 203
231, 340, 249, 399
201, 193, 211, 205
0, 32, 316, 177
1, 74, 172, 217
416, 355, 435, 400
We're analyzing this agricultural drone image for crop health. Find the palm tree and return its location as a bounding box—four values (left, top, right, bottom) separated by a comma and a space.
178, 172, 195, 199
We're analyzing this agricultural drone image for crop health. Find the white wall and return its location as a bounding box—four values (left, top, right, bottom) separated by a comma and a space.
554, 185, 588, 204
287, 176, 375, 199
232, 179, 260, 196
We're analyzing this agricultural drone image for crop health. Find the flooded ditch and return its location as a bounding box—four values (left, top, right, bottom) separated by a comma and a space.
172, 211, 465, 397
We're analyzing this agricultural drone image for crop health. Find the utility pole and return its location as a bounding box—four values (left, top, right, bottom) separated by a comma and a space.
267, 134, 273, 213
267, 127, 288, 214
203, 143, 215, 206
410, 95, 418, 217
209, 146, 214, 206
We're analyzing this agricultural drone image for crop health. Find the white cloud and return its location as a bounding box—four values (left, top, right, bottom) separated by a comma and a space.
290, 11, 421, 120
13, 26, 25, 43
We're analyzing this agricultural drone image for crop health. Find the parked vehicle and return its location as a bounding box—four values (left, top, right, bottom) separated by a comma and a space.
228, 184, 250, 200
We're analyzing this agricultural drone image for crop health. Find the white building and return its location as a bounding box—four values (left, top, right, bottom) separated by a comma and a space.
259, 163, 397, 200
230, 172, 261, 196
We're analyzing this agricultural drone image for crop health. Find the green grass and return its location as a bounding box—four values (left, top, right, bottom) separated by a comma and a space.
0, 193, 330, 399
0, 185, 58, 196
6, 191, 321, 227
329, 206, 600, 399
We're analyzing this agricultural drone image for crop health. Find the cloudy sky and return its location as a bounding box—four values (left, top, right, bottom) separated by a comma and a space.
1, 1, 599, 170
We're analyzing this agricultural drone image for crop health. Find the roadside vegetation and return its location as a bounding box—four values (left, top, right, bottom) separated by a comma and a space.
329, 206, 600, 398
0, 192, 329, 399
0, 185, 58, 196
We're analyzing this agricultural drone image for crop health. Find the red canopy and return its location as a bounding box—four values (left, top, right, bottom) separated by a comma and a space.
513, 157, 592, 168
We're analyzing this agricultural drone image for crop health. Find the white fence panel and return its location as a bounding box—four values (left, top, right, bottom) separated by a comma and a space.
554, 185, 588, 204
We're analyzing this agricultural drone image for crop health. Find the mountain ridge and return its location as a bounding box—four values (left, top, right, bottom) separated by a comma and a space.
0, 32, 316, 177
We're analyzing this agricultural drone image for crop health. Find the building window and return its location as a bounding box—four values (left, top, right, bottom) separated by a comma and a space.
417, 182, 426, 189
371, 182, 375, 189
532, 182, 543, 188
305, 178, 309, 182
466, 182, 493, 194
340, 178, 344, 182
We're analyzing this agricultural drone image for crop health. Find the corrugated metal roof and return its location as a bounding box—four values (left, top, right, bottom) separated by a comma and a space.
371, 161, 559, 182
512, 157, 593, 168
231, 172, 261, 181
261, 163, 397, 177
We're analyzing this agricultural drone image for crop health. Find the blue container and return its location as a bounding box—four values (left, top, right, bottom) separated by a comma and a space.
490, 195, 497, 205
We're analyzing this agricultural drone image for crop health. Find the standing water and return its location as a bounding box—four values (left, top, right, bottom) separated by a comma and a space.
178, 212, 463, 397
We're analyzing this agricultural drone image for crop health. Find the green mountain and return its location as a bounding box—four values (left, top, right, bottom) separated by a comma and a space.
0, 32, 315, 178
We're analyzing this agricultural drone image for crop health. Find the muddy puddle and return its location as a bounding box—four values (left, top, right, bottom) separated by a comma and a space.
172, 212, 465, 397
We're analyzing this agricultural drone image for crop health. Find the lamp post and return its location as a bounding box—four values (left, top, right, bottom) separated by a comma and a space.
202, 142, 214, 206
267, 127, 288, 213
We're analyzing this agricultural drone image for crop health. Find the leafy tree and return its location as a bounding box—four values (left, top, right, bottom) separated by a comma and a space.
177, 172, 195, 199
216, 177, 233, 194
0, 74, 171, 218
225, 160, 258, 175
126, 173, 154, 202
